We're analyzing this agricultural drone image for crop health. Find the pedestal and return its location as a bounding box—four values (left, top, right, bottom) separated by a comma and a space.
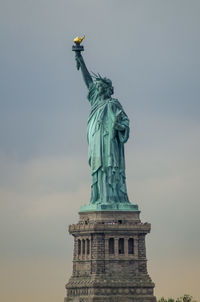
65, 211, 156, 302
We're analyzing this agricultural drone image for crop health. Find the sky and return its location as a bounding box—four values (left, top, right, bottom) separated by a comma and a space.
0, 0, 200, 301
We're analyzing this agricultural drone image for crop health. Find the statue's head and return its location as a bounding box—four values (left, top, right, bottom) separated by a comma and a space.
92, 73, 114, 99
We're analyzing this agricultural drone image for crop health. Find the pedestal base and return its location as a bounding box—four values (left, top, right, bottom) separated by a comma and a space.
65, 278, 156, 302
65, 211, 156, 302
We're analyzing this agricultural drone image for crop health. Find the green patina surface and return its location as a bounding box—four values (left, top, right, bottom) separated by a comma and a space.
73, 42, 138, 212
80, 202, 138, 212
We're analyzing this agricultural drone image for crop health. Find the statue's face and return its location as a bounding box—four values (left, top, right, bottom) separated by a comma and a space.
96, 81, 114, 99
96, 81, 105, 94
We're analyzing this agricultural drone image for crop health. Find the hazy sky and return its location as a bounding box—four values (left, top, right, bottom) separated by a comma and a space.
0, 1, 200, 301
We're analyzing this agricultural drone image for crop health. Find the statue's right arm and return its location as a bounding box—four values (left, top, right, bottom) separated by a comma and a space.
75, 52, 93, 89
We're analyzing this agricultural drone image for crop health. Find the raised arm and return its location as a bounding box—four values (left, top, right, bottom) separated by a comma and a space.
74, 51, 93, 89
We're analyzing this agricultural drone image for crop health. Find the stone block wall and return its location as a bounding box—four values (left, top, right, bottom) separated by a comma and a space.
65, 211, 156, 302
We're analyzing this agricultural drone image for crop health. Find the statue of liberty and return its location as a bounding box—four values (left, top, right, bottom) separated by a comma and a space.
72, 36, 137, 211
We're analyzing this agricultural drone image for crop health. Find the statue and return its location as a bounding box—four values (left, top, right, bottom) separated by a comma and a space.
72, 36, 138, 211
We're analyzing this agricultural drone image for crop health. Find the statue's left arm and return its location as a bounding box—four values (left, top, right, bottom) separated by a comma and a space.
115, 122, 126, 131
114, 109, 130, 144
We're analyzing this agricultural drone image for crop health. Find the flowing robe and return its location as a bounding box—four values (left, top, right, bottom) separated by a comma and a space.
87, 83, 130, 205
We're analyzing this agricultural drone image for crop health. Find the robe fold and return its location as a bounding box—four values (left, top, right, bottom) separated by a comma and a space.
87, 82, 130, 204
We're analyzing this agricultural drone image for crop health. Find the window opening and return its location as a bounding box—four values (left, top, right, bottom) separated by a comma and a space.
109, 238, 114, 254
78, 239, 81, 255
82, 239, 85, 255
86, 239, 90, 255
128, 238, 134, 254
118, 238, 124, 254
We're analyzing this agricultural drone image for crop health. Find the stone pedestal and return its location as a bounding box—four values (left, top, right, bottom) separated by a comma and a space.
65, 211, 156, 302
